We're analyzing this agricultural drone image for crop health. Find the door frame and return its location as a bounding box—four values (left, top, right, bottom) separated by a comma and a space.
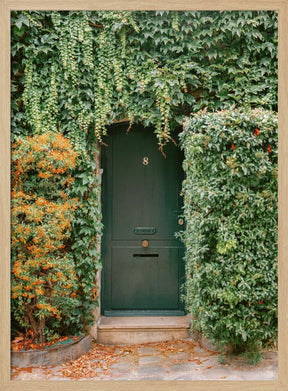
100, 122, 186, 316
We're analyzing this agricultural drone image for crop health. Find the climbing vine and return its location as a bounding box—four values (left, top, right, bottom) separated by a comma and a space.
11, 10, 277, 148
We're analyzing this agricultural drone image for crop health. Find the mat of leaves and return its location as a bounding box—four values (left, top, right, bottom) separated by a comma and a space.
47, 339, 217, 380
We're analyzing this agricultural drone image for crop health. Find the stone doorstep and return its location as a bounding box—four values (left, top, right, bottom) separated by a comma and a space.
97, 316, 191, 345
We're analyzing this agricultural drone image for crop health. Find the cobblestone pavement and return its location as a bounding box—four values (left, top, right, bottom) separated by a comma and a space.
11, 338, 277, 381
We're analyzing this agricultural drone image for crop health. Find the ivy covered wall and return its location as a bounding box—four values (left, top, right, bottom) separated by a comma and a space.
12, 11, 277, 147
11, 11, 278, 346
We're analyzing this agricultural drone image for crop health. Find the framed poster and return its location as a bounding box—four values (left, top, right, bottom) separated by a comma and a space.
1, 1, 287, 390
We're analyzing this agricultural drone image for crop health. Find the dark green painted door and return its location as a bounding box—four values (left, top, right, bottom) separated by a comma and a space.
101, 124, 185, 316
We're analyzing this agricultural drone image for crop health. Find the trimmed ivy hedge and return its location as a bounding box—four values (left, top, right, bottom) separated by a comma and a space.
180, 108, 278, 352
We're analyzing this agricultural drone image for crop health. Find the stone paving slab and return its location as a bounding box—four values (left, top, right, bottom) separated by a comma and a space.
11, 338, 278, 382
138, 365, 167, 376
139, 355, 162, 365
138, 347, 158, 356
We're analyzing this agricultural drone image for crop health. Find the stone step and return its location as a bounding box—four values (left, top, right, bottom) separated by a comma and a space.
97, 316, 191, 345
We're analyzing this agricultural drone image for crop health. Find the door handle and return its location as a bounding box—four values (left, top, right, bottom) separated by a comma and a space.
142, 240, 149, 248
178, 218, 184, 226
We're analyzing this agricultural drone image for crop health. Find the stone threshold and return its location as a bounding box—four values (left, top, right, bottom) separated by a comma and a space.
97, 316, 191, 345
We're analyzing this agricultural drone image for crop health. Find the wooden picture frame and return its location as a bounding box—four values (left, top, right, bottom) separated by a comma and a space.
1, 1, 287, 390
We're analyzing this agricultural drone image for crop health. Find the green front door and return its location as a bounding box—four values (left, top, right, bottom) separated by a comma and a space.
101, 124, 185, 316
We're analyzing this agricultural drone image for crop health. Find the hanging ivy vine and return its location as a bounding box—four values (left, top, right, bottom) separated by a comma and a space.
12, 10, 277, 149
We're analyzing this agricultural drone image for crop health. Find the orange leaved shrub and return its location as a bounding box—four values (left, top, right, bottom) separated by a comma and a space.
11, 132, 80, 344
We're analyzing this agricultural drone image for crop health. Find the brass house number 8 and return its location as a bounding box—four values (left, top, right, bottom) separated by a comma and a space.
143, 157, 149, 165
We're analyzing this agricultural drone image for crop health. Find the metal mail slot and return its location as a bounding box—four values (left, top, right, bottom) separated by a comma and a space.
133, 227, 156, 235
133, 254, 159, 258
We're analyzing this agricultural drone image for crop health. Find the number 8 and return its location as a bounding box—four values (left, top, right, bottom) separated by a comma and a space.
143, 157, 149, 165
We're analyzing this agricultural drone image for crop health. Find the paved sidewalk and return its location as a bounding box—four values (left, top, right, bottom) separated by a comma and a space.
11, 338, 277, 381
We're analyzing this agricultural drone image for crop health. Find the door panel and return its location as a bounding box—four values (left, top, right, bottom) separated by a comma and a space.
101, 124, 185, 315
111, 247, 179, 309
111, 126, 179, 241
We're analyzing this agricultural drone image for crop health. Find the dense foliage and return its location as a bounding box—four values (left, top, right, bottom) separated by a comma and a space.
68, 153, 103, 331
11, 11, 278, 346
11, 133, 80, 344
11, 11, 277, 147
180, 108, 278, 352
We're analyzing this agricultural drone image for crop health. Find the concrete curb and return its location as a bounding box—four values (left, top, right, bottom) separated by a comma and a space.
11, 335, 92, 368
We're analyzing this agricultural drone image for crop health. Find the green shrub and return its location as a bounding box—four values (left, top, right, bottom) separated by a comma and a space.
69, 151, 103, 332
180, 107, 278, 352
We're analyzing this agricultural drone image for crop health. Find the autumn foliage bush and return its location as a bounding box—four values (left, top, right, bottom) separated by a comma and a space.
11, 132, 80, 344
180, 108, 278, 353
